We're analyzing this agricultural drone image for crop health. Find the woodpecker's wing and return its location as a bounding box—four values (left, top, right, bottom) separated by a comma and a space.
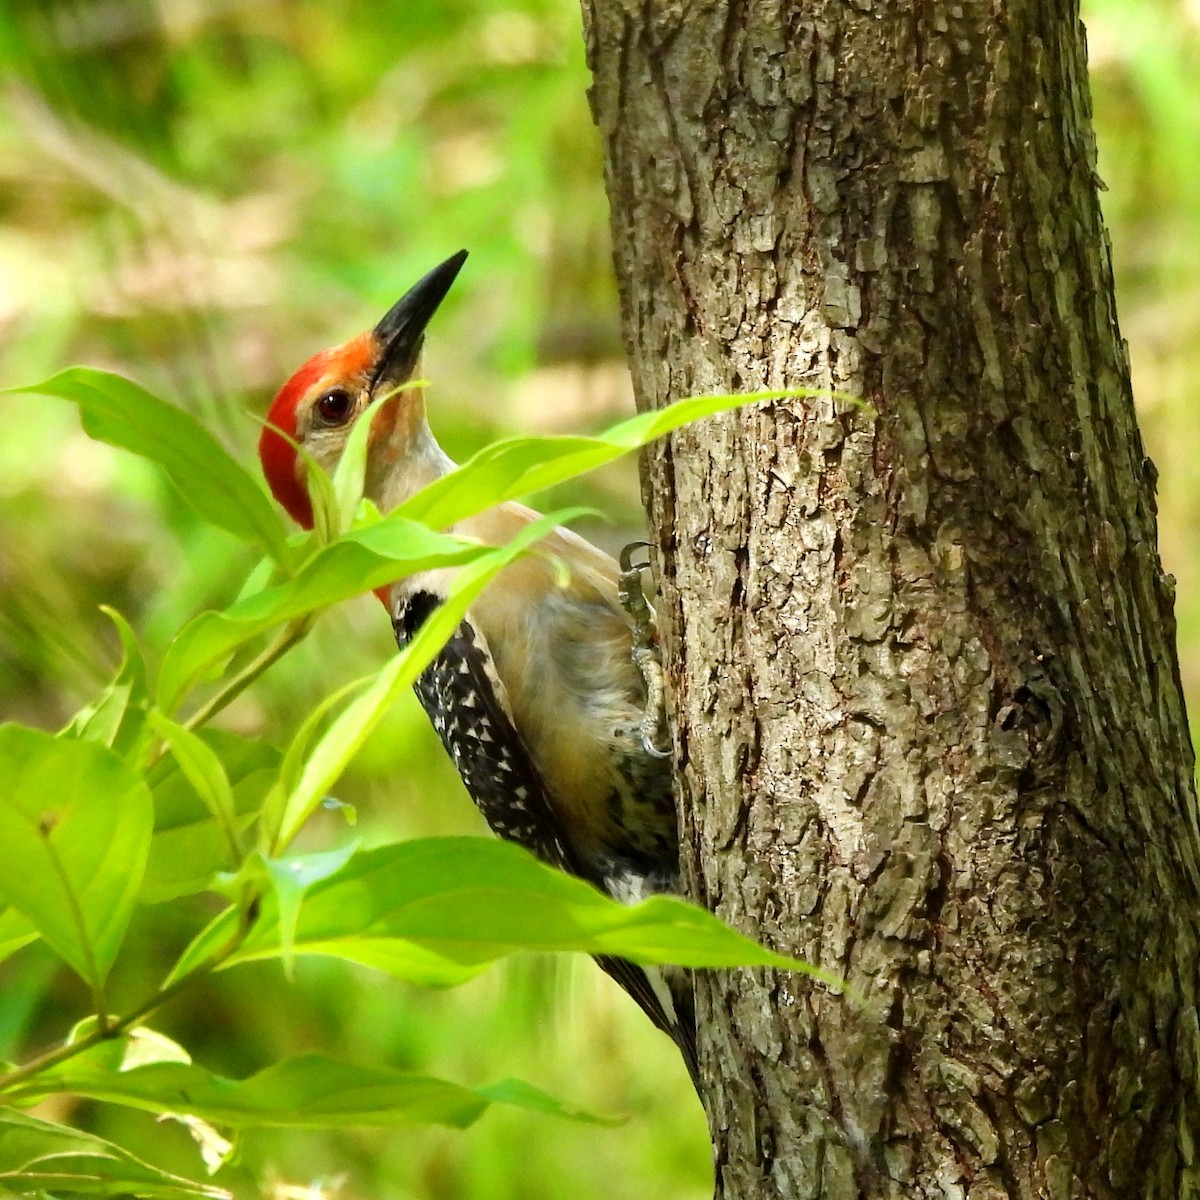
395, 590, 570, 869
393, 589, 697, 1075
594, 956, 699, 1086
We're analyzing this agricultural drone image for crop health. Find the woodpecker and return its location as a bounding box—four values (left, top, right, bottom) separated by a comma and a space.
258, 252, 697, 1083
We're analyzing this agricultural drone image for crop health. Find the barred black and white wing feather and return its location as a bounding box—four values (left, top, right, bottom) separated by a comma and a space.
395, 590, 568, 867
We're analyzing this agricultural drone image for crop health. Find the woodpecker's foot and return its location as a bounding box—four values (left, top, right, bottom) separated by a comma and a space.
618, 542, 672, 759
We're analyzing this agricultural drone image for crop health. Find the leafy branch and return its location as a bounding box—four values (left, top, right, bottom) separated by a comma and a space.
0, 368, 845, 1196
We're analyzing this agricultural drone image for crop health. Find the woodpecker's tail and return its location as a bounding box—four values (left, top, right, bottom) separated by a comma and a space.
593, 955, 699, 1091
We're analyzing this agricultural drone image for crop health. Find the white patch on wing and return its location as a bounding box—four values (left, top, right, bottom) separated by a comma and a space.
605, 869, 652, 906
641, 965, 678, 1028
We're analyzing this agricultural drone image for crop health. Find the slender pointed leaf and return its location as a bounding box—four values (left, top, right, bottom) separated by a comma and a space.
262, 843, 360, 975
63, 607, 151, 764
143, 733, 279, 903
256, 677, 364, 853
271, 509, 591, 852
0, 908, 38, 966
305, 439, 340, 546
10, 1051, 605, 1130
11, 367, 290, 563
475, 1077, 621, 1125
329, 384, 427, 534
157, 519, 488, 713
148, 713, 240, 859
169, 838, 824, 990
0, 1107, 227, 1199
396, 387, 824, 530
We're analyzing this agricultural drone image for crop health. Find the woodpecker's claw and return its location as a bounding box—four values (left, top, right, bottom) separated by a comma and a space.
620, 540, 652, 576
641, 723, 673, 759
618, 542, 672, 759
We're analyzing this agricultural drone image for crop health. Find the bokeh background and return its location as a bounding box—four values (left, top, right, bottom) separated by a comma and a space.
0, 2, 1196, 1197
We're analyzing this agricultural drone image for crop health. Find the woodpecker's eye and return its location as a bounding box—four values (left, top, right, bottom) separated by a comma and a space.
314, 389, 355, 426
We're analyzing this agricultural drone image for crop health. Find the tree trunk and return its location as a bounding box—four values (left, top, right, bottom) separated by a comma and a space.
580, 2, 1200, 1197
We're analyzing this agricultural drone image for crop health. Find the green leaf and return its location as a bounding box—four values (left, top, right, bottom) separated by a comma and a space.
0, 726, 153, 988
91, 1024, 194, 1070
329, 384, 426, 535
0, 907, 38, 967
63, 607, 151, 764
270, 508, 591, 853
157, 519, 488, 713
475, 1077, 621, 1126
304, 441, 341, 547
161, 1112, 237, 1176
9, 1050, 603, 1131
0, 1106, 227, 1198
10, 367, 290, 564
262, 843, 360, 976
170, 838, 820, 989
62, 1020, 193, 1075
397, 387, 823, 530
256, 678, 363, 851
143, 733, 279, 903
148, 712, 241, 861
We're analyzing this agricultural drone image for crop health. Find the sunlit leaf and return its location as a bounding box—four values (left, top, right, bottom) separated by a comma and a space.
64, 1019, 192, 1069
304, 440, 340, 547
0, 1107, 227, 1198
0, 726, 152, 987
169, 838, 819, 989
0, 908, 38, 968
63, 607, 151, 764
396, 387, 827, 530
475, 1077, 620, 1125
148, 712, 240, 860
161, 1113, 237, 1176
269, 509, 591, 853
329, 384, 427, 534
262, 843, 360, 976
256, 678, 363, 852
156, 519, 488, 713
143, 733, 278, 903
11, 367, 290, 564
10, 1050, 605, 1130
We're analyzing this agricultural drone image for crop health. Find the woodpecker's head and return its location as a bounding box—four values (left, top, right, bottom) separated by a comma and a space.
259, 250, 467, 529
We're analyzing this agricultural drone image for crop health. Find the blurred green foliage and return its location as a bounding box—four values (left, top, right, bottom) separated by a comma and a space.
0, 0, 1196, 1197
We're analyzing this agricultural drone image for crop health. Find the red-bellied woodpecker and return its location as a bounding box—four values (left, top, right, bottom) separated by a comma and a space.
258, 252, 697, 1083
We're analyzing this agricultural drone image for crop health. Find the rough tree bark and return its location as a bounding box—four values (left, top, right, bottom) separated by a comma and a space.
580, 2, 1200, 1198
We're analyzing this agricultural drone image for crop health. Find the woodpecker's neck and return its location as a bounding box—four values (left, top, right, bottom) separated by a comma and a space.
366, 413, 455, 611
366, 411, 456, 513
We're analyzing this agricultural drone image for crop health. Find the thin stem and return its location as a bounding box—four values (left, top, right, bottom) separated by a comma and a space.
145, 619, 313, 774
0, 897, 257, 1094
184, 619, 313, 734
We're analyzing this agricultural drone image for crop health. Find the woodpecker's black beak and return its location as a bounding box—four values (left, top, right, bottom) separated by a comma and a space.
371, 249, 468, 392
